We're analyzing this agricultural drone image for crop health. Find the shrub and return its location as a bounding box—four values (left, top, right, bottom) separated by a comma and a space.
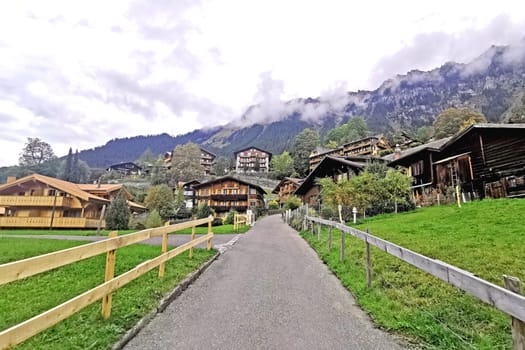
284, 195, 302, 210
195, 203, 214, 219
212, 218, 223, 226
268, 199, 279, 209
224, 210, 237, 225
145, 209, 163, 228
106, 191, 130, 230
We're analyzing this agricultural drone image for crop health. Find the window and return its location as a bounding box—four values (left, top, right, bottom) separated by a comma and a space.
250, 188, 257, 194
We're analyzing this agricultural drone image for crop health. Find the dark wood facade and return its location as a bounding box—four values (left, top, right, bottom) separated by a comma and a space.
272, 177, 303, 207
388, 124, 525, 199
193, 176, 265, 216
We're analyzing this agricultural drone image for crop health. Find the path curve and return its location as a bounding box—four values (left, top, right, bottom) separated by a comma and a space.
124, 215, 405, 350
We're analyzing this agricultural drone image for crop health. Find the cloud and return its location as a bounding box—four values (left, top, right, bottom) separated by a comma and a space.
369, 14, 525, 88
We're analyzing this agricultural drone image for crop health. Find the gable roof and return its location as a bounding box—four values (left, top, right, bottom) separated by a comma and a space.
295, 156, 366, 195
271, 177, 303, 194
77, 183, 133, 200
0, 174, 109, 203
440, 123, 525, 150
193, 176, 266, 194
233, 146, 272, 157
385, 137, 451, 165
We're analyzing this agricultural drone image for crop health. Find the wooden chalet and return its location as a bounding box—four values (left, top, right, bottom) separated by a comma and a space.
234, 147, 272, 173
271, 177, 303, 207
0, 174, 146, 229
77, 183, 146, 213
106, 162, 143, 175
388, 123, 525, 200
309, 135, 390, 171
193, 176, 265, 216
295, 156, 367, 206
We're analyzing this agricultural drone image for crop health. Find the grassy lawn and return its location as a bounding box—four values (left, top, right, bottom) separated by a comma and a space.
0, 237, 216, 349
301, 199, 525, 349
175, 223, 250, 234
0, 223, 250, 236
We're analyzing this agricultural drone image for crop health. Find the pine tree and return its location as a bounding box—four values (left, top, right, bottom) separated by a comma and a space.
61, 148, 73, 181
71, 150, 80, 183
105, 191, 131, 230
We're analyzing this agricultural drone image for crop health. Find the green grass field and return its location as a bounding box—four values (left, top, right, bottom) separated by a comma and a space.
0, 223, 250, 236
301, 199, 525, 349
0, 237, 216, 349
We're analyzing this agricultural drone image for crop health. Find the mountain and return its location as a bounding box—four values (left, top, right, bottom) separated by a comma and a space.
79, 41, 525, 168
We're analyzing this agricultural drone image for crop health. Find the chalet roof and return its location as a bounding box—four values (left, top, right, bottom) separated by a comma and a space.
199, 147, 216, 157
107, 162, 142, 170
0, 174, 109, 203
193, 176, 266, 195
233, 146, 272, 157
77, 183, 133, 200
271, 177, 304, 194
127, 200, 147, 211
385, 137, 451, 165
309, 134, 389, 159
440, 123, 525, 150
295, 156, 366, 195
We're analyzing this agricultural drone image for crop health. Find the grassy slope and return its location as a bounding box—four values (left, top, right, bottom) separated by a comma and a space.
301, 199, 525, 349
0, 238, 215, 349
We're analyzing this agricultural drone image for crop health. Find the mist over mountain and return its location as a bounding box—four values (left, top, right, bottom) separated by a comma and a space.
78, 41, 525, 168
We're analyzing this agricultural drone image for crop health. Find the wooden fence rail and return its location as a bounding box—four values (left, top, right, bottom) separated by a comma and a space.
0, 216, 214, 349
305, 215, 525, 325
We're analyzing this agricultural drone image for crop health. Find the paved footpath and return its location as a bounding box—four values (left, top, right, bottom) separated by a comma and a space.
124, 215, 405, 350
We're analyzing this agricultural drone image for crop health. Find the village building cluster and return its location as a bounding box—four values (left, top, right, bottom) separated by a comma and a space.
1, 123, 523, 229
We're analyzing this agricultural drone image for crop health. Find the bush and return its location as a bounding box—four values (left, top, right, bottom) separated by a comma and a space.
268, 199, 279, 209
106, 191, 130, 230
284, 195, 302, 210
224, 210, 237, 225
212, 218, 223, 226
195, 203, 214, 219
145, 209, 163, 228
128, 214, 146, 230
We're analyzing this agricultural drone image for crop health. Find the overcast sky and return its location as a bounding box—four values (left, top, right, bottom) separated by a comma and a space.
1, 0, 525, 166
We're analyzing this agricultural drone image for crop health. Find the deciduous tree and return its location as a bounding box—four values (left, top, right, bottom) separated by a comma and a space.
144, 184, 174, 220
270, 151, 295, 180
105, 191, 130, 230
292, 128, 320, 177
433, 108, 486, 139
324, 117, 368, 146
170, 142, 205, 183
19, 137, 56, 167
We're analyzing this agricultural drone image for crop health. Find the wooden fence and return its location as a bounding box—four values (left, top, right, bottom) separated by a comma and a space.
301, 214, 525, 349
0, 216, 214, 349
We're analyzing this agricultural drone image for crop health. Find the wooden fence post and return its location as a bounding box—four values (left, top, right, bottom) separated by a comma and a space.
340, 229, 345, 262
311, 221, 314, 236
503, 275, 525, 350
328, 225, 332, 250
366, 228, 372, 289
317, 222, 321, 241
207, 215, 212, 250
158, 221, 170, 278
189, 225, 196, 259
101, 230, 118, 319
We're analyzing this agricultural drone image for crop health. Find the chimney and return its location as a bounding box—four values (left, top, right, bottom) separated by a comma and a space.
6, 176, 16, 184
393, 144, 401, 160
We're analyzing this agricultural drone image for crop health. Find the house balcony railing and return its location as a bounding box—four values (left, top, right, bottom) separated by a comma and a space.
0, 196, 74, 207
0, 217, 104, 229
210, 194, 248, 201
211, 205, 248, 213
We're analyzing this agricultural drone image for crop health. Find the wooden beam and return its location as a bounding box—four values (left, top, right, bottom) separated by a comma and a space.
504, 275, 525, 350
101, 231, 118, 319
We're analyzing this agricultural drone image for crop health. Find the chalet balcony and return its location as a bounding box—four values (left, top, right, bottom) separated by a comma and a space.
0, 196, 74, 208
0, 217, 104, 229
210, 194, 248, 201
211, 205, 248, 213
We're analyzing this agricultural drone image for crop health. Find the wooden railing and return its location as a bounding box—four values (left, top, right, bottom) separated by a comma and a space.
0, 217, 102, 228
0, 195, 75, 207
0, 215, 214, 349
294, 214, 525, 349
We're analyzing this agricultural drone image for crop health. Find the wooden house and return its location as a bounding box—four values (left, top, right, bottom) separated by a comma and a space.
77, 183, 146, 213
295, 156, 367, 206
234, 147, 272, 173
0, 174, 146, 229
193, 176, 265, 216
164, 147, 216, 175
106, 162, 143, 176
309, 135, 390, 171
271, 177, 303, 207
388, 124, 525, 200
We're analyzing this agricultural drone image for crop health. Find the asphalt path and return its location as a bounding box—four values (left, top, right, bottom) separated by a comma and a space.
124, 215, 404, 350
0, 233, 238, 249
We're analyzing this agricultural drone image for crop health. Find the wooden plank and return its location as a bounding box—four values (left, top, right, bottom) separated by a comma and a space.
503, 276, 525, 350
340, 228, 345, 262
366, 229, 371, 289
0, 217, 213, 286
317, 222, 321, 241
101, 231, 118, 319
207, 216, 212, 251
328, 226, 332, 250
189, 225, 196, 259
0, 233, 213, 349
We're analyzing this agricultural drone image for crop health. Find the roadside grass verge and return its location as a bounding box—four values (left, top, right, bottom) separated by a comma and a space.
0, 229, 136, 236
0, 223, 249, 236
0, 237, 216, 349
300, 199, 525, 349
175, 223, 250, 234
